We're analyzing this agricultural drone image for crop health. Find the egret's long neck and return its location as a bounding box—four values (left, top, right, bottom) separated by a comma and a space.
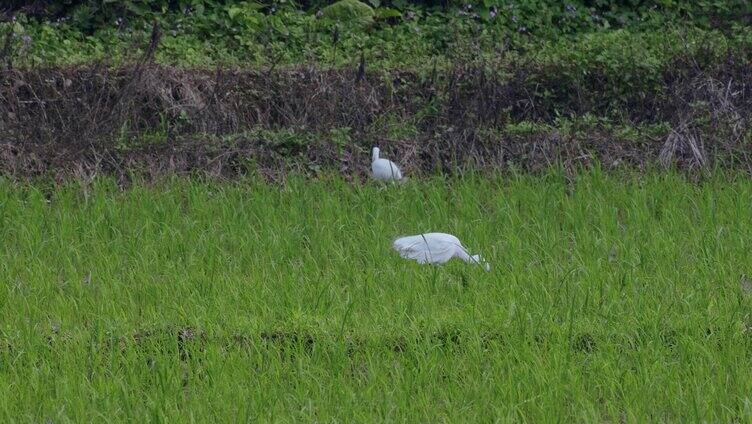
456, 247, 483, 267
455, 247, 474, 264
372, 147, 380, 162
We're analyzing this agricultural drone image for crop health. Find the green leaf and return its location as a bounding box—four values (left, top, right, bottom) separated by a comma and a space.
227, 6, 241, 19
374, 7, 402, 19
126, 2, 150, 17
242, 2, 266, 11
270, 17, 289, 36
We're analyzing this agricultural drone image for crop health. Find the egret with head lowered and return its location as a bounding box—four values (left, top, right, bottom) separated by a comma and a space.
371, 146, 403, 181
392, 232, 491, 271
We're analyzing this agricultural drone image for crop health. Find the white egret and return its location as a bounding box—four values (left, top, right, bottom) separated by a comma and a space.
371, 147, 403, 181
392, 233, 491, 271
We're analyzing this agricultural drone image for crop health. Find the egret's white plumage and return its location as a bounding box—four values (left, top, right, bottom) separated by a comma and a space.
371, 147, 403, 181
392, 232, 491, 271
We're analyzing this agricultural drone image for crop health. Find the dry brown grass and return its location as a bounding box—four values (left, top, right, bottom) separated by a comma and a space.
0, 33, 750, 181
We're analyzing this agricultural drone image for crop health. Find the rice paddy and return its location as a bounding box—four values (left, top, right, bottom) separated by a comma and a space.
1, 170, 751, 422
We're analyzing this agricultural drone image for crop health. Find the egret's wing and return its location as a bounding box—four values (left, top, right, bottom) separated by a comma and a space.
393, 236, 454, 264
373, 159, 402, 180
388, 161, 403, 179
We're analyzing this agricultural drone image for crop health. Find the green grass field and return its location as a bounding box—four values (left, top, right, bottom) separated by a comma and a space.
1, 171, 751, 422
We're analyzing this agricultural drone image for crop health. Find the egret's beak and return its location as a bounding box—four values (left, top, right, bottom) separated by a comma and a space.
471, 254, 491, 272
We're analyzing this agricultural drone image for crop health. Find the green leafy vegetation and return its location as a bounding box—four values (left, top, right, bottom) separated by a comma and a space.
321, 0, 375, 25
2, 0, 750, 68
1, 172, 751, 420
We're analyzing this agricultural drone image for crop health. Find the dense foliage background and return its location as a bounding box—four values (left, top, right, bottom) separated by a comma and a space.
1, 0, 750, 68
4, 0, 750, 29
